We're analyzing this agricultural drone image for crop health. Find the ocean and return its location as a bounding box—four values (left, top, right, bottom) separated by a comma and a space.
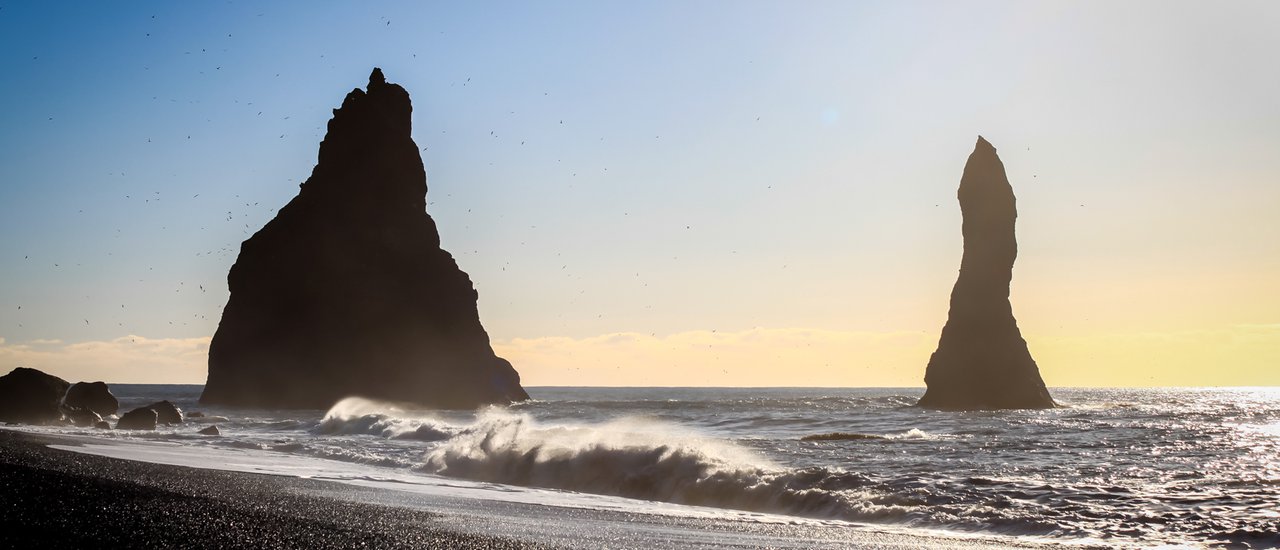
17, 386, 1280, 548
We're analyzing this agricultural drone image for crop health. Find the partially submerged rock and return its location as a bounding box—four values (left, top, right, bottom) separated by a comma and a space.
116, 407, 158, 430
60, 404, 102, 428
115, 401, 182, 429
201, 68, 528, 409
198, 425, 220, 436
0, 367, 70, 424
64, 381, 119, 417
918, 137, 1055, 410
145, 400, 183, 425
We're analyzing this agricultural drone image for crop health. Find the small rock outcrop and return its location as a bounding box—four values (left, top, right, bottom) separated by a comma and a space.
198, 425, 220, 436
145, 400, 183, 425
60, 404, 102, 427
64, 381, 119, 417
94, 420, 111, 430
200, 68, 528, 409
918, 137, 1055, 410
116, 407, 158, 430
0, 367, 70, 424
115, 401, 182, 429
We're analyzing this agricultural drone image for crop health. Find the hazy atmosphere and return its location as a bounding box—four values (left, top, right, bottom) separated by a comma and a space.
2, 1, 1277, 386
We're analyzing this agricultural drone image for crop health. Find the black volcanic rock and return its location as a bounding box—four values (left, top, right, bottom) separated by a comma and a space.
60, 404, 102, 427
146, 400, 183, 425
0, 367, 70, 424
116, 407, 157, 430
198, 425, 220, 436
200, 68, 528, 409
918, 137, 1055, 410
64, 381, 118, 417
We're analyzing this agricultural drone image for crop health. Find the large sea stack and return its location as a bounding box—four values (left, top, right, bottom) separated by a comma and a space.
201, 68, 528, 409
918, 137, 1054, 410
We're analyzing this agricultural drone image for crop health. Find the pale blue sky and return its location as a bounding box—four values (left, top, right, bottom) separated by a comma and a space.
1, 1, 1277, 384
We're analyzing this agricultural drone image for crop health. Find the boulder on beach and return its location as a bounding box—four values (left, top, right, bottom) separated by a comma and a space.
0, 367, 71, 424
200, 68, 528, 410
63, 381, 119, 417
60, 404, 102, 427
145, 400, 183, 425
198, 425, 220, 436
116, 407, 158, 430
918, 137, 1055, 410
115, 401, 181, 429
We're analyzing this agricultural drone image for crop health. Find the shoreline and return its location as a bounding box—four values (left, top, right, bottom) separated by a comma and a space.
0, 429, 547, 549
0, 428, 1078, 549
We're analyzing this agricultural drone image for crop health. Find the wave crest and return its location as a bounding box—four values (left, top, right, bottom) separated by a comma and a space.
315, 397, 455, 441
417, 410, 883, 520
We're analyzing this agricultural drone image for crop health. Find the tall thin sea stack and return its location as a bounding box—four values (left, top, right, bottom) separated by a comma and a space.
918, 136, 1054, 410
201, 68, 528, 409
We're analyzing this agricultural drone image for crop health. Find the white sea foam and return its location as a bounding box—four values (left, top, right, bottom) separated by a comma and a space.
315, 397, 455, 441
405, 408, 895, 521
889, 428, 934, 439
304, 400, 885, 521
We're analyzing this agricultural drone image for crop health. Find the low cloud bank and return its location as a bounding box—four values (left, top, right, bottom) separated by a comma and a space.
0, 335, 209, 383
2, 324, 1275, 387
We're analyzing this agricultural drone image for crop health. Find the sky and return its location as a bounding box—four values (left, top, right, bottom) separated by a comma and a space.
0, 1, 1277, 387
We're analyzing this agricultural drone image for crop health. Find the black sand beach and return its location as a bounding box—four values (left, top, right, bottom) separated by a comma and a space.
0, 428, 1069, 550
0, 430, 546, 549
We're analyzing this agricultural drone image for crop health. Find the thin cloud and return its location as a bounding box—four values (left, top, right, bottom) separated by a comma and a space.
495, 328, 937, 387
0, 335, 210, 384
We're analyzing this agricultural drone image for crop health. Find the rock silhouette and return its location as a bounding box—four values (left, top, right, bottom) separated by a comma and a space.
60, 404, 102, 427
116, 401, 182, 429
201, 68, 528, 409
145, 400, 183, 425
64, 381, 119, 417
918, 137, 1055, 410
116, 407, 157, 430
0, 367, 70, 424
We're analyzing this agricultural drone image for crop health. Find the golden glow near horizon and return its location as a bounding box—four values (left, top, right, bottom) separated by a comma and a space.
2, 321, 1276, 387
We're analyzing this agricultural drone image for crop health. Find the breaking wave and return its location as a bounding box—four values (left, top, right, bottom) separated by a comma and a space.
308, 401, 1064, 530
414, 409, 885, 521
315, 397, 455, 441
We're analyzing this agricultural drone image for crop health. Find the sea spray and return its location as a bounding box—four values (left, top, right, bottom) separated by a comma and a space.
414, 409, 883, 520
316, 397, 455, 441
312, 401, 988, 525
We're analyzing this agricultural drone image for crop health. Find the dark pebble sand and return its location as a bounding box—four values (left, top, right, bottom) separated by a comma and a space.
0, 430, 550, 549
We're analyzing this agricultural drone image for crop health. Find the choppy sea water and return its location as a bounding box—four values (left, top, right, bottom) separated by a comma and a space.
25, 386, 1280, 547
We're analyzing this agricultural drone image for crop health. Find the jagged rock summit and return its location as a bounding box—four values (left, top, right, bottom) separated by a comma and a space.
201, 68, 528, 409
918, 136, 1055, 410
